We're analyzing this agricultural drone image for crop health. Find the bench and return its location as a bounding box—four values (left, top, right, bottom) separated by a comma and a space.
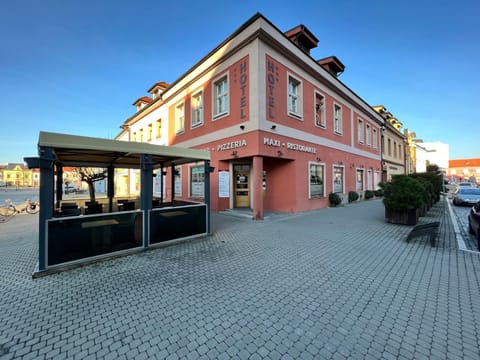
406, 221, 440, 247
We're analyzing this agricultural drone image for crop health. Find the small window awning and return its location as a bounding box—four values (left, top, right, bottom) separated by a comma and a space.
34, 131, 210, 168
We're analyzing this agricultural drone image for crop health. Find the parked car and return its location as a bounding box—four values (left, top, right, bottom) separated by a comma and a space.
453, 188, 480, 206
457, 182, 476, 188
64, 185, 78, 194
468, 202, 480, 247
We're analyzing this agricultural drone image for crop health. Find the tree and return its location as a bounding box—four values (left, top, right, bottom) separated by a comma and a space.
75, 168, 107, 202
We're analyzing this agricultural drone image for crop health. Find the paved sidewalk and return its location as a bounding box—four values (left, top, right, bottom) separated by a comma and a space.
1, 197, 480, 359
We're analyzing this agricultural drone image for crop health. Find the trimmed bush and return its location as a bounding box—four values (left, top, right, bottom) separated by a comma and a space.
329, 192, 342, 207
364, 190, 374, 199
348, 191, 359, 203
374, 189, 384, 197
381, 175, 425, 210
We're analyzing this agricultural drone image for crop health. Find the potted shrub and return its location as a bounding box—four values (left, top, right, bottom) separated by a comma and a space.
329, 192, 342, 207
348, 191, 359, 203
364, 190, 374, 200
381, 175, 425, 225
374, 189, 384, 197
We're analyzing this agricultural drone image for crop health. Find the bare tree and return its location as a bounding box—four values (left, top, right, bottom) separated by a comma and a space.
75, 168, 107, 202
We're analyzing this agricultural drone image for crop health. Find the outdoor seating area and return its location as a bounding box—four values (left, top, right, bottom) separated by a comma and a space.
25, 131, 211, 275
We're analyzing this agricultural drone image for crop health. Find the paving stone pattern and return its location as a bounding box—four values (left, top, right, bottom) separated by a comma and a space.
1, 197, 480, 359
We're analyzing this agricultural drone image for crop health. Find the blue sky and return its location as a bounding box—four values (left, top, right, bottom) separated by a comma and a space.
1, 0, 478, 164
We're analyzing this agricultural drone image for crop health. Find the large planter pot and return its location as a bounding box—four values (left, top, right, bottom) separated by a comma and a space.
419, 204, 427, 217
385, 207, 419, 225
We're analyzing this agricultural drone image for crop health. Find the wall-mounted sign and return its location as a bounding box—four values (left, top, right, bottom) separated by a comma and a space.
267, 59, 277, 120
218, 171, 230, 198
239, 61, 248, 119
217, 140, 247, 151
263, 137, 317, 154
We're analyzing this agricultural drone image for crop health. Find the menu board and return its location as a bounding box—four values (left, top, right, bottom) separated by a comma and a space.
218, 171, 230, 198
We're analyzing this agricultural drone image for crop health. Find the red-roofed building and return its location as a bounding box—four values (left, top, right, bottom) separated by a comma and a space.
447, 158, 480, 184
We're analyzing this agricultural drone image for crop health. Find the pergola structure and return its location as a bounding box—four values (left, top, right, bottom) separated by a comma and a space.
25, 131, 211, 276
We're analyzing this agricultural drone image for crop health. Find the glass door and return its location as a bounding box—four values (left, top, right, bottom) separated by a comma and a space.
233, 165, 250, 208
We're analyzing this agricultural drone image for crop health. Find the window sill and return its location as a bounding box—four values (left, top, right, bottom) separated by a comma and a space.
213, 112, 228, 120
288, 112, 303, 120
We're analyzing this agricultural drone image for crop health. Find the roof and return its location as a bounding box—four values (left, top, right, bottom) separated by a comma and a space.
4, 163, 26, 170
132, 96, 153, 106
31, 131, 210, 169
147, 81, 169, 94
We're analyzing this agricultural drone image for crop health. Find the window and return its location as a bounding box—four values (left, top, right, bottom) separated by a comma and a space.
334, 104, 342, 134
156, 120, 162, 138
191, 91, 204, 128
333, 166, 344, 193
358, 119, 364, 143
190, 165, 205, 198
398, 144, 402, 160
147, 124, 152, 142
394, 141, 397, 157
387, 139, 391, 156
315, 92, 325, 128
373, 128, 378, 149
139, 128, 143, 142
309, 163, 324, 198
356, 169, 364, 192
213, 75, 229, 117
288, 75, 302, 117
175, 102, 185, 134
366, 124, 371, 146
132, 132, 136, 142
174, 166, 182, 196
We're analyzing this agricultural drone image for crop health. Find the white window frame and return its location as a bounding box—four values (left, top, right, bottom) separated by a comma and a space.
334, 103, 343, 134
358, 118, 364, 144
213, 74, 229, 119
314, 91, 326, 128
191, 90, 204, 128
189, 164, 205, 198
147, 123, 152, 142
333, 165, 344, 193
287, 74, 303, 119
373, 128, 378, 149
366, 124, 371, 147
356, 169, 364, 192
174, 166, 182, 196
309, 161, 325, 199
175, 102, 185, 134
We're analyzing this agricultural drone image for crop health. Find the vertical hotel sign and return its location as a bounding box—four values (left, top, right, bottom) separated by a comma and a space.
233, 57, 249, 120
266, 57, 278, 120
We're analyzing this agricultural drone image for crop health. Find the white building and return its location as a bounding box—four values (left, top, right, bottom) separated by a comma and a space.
421, 142, 449, 170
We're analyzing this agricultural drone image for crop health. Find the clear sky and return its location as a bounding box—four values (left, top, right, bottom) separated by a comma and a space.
1, 0, 478, 164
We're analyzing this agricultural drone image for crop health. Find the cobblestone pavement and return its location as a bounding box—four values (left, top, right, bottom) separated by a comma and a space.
1, 197, 480, 359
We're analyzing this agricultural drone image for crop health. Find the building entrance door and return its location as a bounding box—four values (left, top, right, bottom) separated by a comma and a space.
234, 165, 250, 208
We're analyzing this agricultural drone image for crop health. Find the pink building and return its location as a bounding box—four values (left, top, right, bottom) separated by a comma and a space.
119, 13, 385, 219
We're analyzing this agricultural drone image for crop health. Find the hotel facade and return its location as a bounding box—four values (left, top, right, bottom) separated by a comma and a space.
117, 13, 386, 219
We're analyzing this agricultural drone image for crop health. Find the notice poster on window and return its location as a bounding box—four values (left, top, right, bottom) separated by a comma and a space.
219, 171, 230, 198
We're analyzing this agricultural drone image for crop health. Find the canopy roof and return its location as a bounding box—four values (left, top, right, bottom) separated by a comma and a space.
37, 131, 210, 168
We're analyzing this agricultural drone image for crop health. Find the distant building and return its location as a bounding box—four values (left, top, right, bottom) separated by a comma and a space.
447, 158, 480, 184
372, 105, 406, 181
421, 142, 449, 171
0, 163, 33, 187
